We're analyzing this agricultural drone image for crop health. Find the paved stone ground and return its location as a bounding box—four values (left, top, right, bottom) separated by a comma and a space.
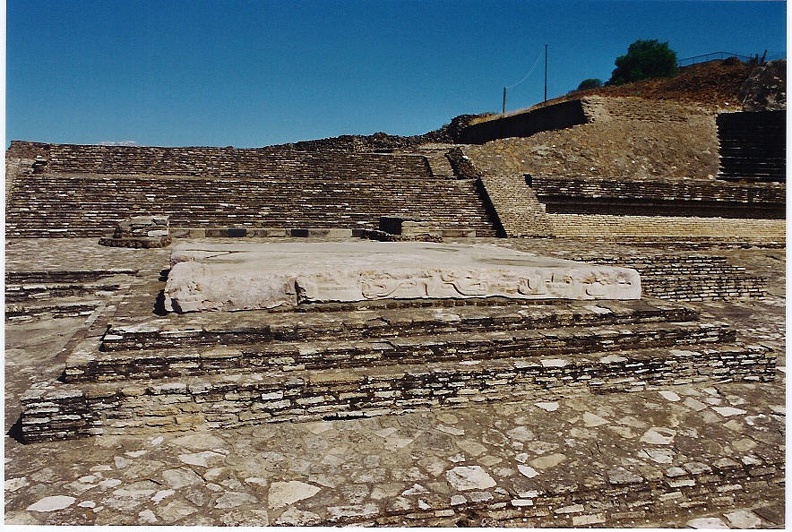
4, 238, 785, 527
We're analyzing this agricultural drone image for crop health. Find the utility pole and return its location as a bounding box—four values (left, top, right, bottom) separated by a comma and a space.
544, 44, 548, 103
502, 86, 507, 116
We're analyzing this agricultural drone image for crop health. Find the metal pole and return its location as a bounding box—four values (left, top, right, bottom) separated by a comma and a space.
502, 86, 507, 116
544, 44, 548, 103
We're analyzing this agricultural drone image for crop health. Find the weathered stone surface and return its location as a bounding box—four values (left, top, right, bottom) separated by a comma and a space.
274, 507, 322, 526
268, 481, 322, 509
164, 242, 641, 312
446, 466, 497, 491
26, 495, 76, 512
640, 427, 676, 445
687, 516, 729, 528
724, 509, 762, 529
3, 236, 785, 528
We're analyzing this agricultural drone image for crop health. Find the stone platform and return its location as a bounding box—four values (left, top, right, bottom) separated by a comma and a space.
5, 238, 784, 527
164, 242, 641, 312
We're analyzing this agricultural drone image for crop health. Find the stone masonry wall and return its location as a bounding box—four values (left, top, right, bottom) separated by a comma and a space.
20, 343, 775, 442
716, 110, 786, 182
372, 462, 784, 528
547, 214, 785, 244
532, 175, 784, 217
565, 255, 767, 302
459, 100, 588, 145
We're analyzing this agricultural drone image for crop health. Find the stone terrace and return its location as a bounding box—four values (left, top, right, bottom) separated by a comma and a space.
7, 142, 435, 178
5, 142, 499, 238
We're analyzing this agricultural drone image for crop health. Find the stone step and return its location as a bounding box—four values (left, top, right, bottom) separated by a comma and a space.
6, 173, 500, 238
5, 282, 127, 302
20, 342, 775, 442
67, 318, 735, 383
5, 269, 139, 284
100, 299, 700, 351
5, 300, 102, 321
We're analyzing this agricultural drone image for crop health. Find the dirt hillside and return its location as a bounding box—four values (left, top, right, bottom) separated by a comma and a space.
553, 58, 756, 110
465, 98, 719, 179
464, 60, 785, 180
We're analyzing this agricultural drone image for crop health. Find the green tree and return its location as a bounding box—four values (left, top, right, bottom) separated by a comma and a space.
608, 39, 678, 86
577, 78, 603, 91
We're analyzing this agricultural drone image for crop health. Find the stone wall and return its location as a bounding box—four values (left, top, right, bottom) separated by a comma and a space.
372, 462, 784, 527
532, 176, 785, 219
459, 100, 588, 144
21, 342, 774, 442
6, 140, 52, 159
547, 214, 785, 244
565, 255, 767, 301
581, 96, 708, 123
716, 110, 786, 182
19, 292, 777, 443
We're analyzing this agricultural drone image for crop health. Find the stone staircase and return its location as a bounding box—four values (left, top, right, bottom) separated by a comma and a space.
5, 269, 138, 321
6, 174, 498, 238
9, 142, 434, 179
477, 172, 554, 237
6, 143, 505, 239
404, 144, 457, 178
20, 282, 775, 442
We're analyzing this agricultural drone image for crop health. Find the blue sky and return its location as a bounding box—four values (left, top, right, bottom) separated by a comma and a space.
6, 0, 787, 148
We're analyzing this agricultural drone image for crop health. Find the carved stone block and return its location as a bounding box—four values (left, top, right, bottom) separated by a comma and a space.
164, 242, 641, 313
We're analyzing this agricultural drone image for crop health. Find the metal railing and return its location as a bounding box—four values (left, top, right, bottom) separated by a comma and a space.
678, 51, 785, 67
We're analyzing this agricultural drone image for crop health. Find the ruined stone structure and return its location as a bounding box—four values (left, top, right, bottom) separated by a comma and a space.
98, 215, 171, 248
5, 142, 497, 239
459, 97, 785, 246
18, 266, 772, 443
527, 175, 785, 244
5, 86, 785, 527
459, 100, 588, 145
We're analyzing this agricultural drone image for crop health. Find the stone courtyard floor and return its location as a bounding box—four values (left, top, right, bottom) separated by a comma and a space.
4, 237, 786, 527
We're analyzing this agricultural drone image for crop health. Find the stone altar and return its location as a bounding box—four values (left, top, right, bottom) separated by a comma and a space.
163, 241, 641, 313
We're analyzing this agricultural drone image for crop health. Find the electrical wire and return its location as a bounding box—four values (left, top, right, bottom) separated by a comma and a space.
506, 48, 544, 90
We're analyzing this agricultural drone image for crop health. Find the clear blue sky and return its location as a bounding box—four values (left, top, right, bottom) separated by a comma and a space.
6, 0, 787, 148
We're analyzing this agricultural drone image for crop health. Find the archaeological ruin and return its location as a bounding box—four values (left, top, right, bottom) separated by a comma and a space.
4, 59, 786, 527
